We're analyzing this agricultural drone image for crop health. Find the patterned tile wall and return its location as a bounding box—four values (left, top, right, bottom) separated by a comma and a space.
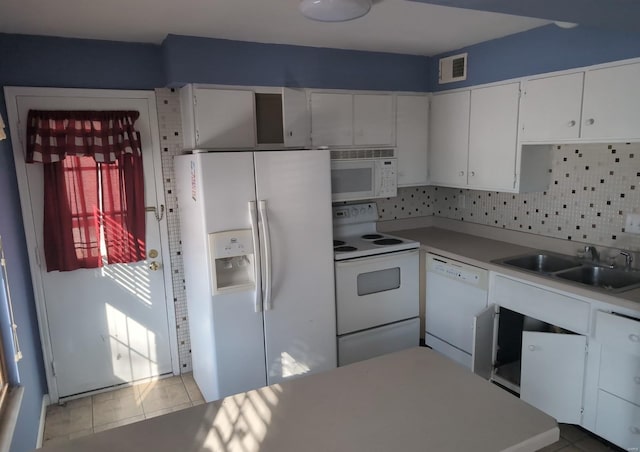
155, 88, 192, 372
378, 143, 640, 252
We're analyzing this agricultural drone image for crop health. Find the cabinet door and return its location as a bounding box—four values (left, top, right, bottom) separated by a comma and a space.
282, 88, 310, 148
582, 62, 640, 140
468, 83, 520, 190
429, 91, 469, 187
521, 332, 586, 424
194, 88, 256, 148
396, 95, 428, 187
310, 92, 353, 147
520, 73, 583, 142
472, 304, 497, 380
353, 94, 395, 146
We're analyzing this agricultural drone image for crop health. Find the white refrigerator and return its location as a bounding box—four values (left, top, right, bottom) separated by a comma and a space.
175, 150, 337, 402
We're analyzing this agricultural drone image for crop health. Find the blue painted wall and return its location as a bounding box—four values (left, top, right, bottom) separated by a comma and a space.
0, 33, 164, 452
429, 24, 640, 91
162, 34, 430, 91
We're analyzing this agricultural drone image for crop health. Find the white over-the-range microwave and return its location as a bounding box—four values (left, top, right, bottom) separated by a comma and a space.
329, 149, 398, 202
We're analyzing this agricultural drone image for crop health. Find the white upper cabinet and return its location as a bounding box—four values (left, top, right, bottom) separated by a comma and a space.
468, 82, 520, 190
520, 61, 640, 143
310, 92, 354, 147
429, 90, 470, 187
396, 95, 429, 187
430, 83, 524, 191
353, 94, 395, 146
189, 88, 256, 149
581, 62, 640, 140
520, 72, 584, 142
180, 85, 310, 150
310, 92, 395, 148
281, 88, 311, 148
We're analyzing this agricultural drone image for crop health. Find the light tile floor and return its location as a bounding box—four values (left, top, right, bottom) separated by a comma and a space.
539, 424, 624, 452
42, 373, 204, 447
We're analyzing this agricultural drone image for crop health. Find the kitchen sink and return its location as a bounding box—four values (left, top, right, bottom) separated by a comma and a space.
500, 253, 581, 274
555, 266, 640, 292
493, 251, 640, 293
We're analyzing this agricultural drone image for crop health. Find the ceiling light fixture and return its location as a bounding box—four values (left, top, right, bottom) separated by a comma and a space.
299, 0, 372, 22
554, 21, 578, 29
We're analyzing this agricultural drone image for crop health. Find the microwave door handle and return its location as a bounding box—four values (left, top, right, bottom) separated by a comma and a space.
248, 202, 263, 313
258, 200, 273, 311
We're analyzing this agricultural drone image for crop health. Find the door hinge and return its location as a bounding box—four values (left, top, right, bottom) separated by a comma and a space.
195, 130, 200, 144
192, 95, 197, 106
51, 360, 57, 377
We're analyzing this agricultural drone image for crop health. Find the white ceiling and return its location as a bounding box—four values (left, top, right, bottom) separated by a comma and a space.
0, 0, 550, 56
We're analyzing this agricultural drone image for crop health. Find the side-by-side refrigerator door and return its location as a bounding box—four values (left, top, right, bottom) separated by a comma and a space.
197, 152, 267, 400
254, 150, 337, 385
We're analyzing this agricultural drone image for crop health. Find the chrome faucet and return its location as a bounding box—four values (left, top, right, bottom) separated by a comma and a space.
619, 251, 634, 271
584, 245, 600, 264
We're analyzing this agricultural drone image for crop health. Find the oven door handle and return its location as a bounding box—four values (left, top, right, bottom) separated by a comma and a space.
335, 249, 419, 267
258, 200, 273, 311
248, 201, 262, 313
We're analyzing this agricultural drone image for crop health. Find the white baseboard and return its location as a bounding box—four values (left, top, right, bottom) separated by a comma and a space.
36, 394, 49, 449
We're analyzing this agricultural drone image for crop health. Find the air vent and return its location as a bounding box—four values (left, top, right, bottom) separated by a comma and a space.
439, 53, 467, 84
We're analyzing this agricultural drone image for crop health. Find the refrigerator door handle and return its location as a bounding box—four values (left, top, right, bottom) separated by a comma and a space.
258, 200, 273, 310
248, 201, 263, 313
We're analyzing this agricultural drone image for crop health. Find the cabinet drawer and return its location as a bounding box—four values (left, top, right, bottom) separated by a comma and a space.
595, 390, 640, 450
595, 311, 640, 356
491, 275, 590, 334
600, 348, 640, 405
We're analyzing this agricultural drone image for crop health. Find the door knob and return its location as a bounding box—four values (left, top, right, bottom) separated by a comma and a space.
459, 171, 465, 176
585, 118, 595, 126
149, 261, 160, 271
568, 120, 576, 127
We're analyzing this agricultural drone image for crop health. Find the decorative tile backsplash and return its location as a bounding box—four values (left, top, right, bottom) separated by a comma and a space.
378, 143, 640, 252
155, 88, 192, 372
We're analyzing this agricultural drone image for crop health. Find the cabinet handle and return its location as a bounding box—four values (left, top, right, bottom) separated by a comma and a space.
288, 131, 293, 137
585, 118, 595, 126
528, 345, 537, 351
629, 334, 640, 343
459, 171, 465, 177
634, 376, 640, 384
470, 171, 476, 177
630, 426, 640, 435
568, 120, 576, 127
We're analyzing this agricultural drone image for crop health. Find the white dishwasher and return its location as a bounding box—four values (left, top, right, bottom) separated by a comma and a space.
425, 253, 489, 369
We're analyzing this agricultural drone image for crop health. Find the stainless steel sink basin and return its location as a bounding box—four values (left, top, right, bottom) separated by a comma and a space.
555, 266, 640, 292
499, 254, 582, 274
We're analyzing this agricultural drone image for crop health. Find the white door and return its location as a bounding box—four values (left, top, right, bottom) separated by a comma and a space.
6, 88, 175, 400
429, 90, 470, 187
396, 95, 429, 187
353, 94, 395, 146
310, 92, 353, 147
194, 88, 256, 148
521, 331, 586, 424
581, 62, 640, 140
253, 150, 337, 386
520, 72, 584, 142
468, 82, 520, 191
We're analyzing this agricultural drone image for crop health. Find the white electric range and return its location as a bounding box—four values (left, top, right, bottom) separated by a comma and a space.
332, 203, 420, 366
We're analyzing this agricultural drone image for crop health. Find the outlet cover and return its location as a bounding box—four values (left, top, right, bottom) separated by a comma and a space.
625, 213, 640, 234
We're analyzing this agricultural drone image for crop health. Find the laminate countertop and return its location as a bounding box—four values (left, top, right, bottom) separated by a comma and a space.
393, 226, 640, 312
37, 348, 558, 452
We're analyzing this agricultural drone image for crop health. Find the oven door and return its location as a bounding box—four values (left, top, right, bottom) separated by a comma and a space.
335, 249, 419, 335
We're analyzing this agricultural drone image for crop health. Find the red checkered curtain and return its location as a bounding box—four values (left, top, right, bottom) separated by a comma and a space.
26, 110, 146, 272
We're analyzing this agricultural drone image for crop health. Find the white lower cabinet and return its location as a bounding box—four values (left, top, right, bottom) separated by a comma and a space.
520, 332, 586, 424
592, 311, 640, 449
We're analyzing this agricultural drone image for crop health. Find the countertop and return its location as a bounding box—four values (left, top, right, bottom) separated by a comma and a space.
394, 226, 640, 312
37, 348, 558, 452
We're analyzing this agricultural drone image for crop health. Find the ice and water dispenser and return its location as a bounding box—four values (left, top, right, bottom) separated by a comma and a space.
208, 230, 255, 295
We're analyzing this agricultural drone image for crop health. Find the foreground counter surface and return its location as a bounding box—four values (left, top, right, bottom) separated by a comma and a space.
37, 347, 558, 452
